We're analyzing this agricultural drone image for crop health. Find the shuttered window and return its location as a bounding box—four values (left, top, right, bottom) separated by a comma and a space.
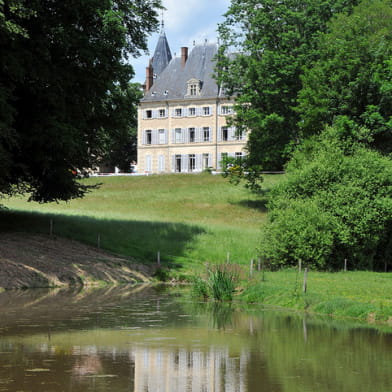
145, 155, 152, 172
158, 155, 165, 172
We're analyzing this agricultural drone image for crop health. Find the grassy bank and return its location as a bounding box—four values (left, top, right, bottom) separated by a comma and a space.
239, 269, 392, 325
0, 173, 280, 275
1, 173, 391, 326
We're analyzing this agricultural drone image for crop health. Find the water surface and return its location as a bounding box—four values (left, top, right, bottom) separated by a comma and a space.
0, 285, 390, 392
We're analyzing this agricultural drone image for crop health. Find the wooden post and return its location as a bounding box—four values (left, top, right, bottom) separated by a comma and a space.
157, 251, 161, 266
257, 258, 261, 271
49, 219, 53, 237
97, 234, 101, 249
250, 259, 254, 276
299, 259, 302, 273
303, 267, 308, 293
344, 259, 347, 272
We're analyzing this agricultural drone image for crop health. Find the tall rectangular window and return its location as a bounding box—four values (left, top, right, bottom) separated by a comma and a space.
203, 127, 210, 142
145, 110, 152, 118
221, 127, 228, 141
202, 106, 210, 116
189, 128, 195, 143
175, 128, 182, 143
159, 109, 166, 117
175, 154, 182, 173
189, 154, 196, 172
145, 130, 152, 145
145, 155, 152, 172
158, 129, 166, 144
188, 107, 196, 116
158, 155, 165, 172
202, 153, 210, 170
175, 108, 182, 117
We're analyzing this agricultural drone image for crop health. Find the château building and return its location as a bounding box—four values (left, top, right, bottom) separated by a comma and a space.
137, 27, 247, 174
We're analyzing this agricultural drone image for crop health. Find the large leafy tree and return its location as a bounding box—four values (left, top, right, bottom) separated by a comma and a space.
0, 0, 161, 202
297, 0, 392, 155
216, 0, 357, 170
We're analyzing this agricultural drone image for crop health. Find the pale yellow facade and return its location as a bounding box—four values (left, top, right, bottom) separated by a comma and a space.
137, 98, 247, 174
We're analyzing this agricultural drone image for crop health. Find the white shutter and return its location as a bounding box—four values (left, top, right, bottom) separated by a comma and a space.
142, 130, 146, 145
217, 153, 222, 170
196, 154, 202, 172
165, 129, 168, 144
158, 155, 165, 172
183, 107, 187, 117
182, 155, 188, 172
217, 127, 222, 142
171, 155, 176, 172
208, 153, 212, 168
145, 155, 152, 172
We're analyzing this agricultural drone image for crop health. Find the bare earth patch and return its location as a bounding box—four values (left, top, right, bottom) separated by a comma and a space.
0, 232, 153, 289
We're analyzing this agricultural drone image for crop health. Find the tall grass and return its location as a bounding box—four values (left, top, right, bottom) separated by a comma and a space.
0, 173, 282, 273
192, 263, 241, 301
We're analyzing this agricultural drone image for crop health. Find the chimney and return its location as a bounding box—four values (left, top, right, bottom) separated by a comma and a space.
145, 59, 153, 92
181, 47, 188, 68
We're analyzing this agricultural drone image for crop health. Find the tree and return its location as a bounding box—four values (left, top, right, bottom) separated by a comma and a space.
216, 0, 357, 171
0, 0, 161, 202
297, 0, 392, 154
260, 122, 392, 271
100, 83, 142, 172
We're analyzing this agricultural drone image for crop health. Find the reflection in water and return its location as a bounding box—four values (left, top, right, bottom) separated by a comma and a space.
0, 286, 391, 392
132, 346, 250, 392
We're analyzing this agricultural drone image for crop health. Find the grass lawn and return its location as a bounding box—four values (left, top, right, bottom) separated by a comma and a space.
0, 173, 281, 275
240, 269, 392, 325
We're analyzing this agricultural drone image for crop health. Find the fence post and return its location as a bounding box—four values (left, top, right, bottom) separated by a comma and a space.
303, 268, 308, 293
250, 259, 254, 276
344, 259, 347, 272
298, 259, 302, 273
157, 251, 161, 266
257, 258, 261, 271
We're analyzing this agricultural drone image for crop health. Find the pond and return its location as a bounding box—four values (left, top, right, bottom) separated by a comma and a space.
0, 285, 391, 392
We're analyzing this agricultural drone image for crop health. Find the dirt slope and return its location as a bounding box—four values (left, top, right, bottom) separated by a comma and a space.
0, 233, 153, 289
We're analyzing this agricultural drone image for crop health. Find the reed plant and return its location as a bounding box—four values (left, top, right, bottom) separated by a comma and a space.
192, 263, 242, 301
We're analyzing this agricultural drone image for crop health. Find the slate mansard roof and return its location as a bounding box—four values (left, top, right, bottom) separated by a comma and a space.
142, 43, 223, 103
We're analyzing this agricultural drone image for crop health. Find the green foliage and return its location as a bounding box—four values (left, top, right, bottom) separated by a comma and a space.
0, 0, 162, 202
217, 0, 357, 170
100, 83, 142, 172
260, 124, 392, 270
192, 264, 240, 302
297, 0, 392, 154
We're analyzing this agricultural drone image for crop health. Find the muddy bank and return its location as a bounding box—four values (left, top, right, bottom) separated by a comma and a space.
0, 233, 154, 289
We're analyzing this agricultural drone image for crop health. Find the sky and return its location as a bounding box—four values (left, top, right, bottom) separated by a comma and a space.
131, 0, 231, 84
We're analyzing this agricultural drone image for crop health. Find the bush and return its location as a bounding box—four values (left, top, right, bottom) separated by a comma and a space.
260, 125, 392, 271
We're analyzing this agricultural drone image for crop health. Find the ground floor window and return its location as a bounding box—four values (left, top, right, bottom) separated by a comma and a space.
175, 155, 182, 173
145, 155, 152, 173
189, 154, 196, 172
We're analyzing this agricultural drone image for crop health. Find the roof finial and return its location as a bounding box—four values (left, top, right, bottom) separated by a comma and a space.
161, 10, 164, 32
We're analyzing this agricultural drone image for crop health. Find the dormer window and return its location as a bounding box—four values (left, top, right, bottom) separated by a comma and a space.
186, 78, 201, 96
190, 84, 197, 95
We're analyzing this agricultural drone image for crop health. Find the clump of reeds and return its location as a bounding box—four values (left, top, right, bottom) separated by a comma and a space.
192, 263, 241, 301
